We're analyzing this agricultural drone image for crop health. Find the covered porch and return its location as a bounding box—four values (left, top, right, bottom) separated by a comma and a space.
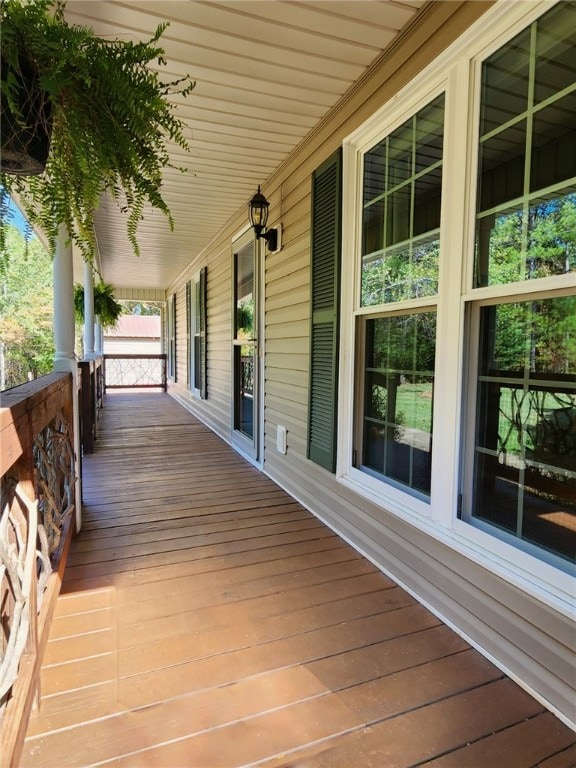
20, 392, 575, 767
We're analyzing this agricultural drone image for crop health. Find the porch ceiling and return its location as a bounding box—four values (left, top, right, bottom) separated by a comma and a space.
63, 0, 426, 292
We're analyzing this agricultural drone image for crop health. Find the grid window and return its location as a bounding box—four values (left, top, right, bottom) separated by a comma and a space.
474, 1, 576, 287
360, 312, 436, 497
361, 95, 444, 306
467, 1, 576, 570
472, 296, 576, 564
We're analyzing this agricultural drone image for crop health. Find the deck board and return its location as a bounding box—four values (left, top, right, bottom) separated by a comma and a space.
22, 392, 576, 767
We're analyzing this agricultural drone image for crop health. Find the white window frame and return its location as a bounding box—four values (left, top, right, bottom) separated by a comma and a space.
338, 0, 575, 611
167, 292, 176, 381
187, 272, 202, 399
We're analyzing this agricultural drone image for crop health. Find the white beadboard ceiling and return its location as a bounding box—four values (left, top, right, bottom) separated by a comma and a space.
63, 0, 426, 291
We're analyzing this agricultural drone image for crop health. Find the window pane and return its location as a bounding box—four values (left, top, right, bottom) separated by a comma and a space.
386, 185, 411, 247
475, 193, 576, 286
361, 312, 436, 497
388, 122, 412, 189
474, 3, 576, 288
361, 95, 444, 306
530, 91, 576, 192
534, 1, 576, 103
415, 98, 445, 173
413, 167, 442, 237
472, 297, 576, 564
477, 120, 526, 213
480, 28, 530, 136
364, 144, 387, 203
362, 200, 384, 256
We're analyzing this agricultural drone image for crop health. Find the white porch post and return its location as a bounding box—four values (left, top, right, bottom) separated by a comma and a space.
94, 318, 103, 355
53, 226, 82, 531
83, 260, 95, 359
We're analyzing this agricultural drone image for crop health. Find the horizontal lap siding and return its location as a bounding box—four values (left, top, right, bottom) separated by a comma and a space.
165, 0, 573, 725
114, 287, 166, 302
168, 235, 233, 442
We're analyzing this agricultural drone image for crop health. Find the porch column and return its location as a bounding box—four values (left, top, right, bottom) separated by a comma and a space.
83, 260, 96, 359
94, 318, 103, 355
53, 228, 76, 370
53, 226, 82, 531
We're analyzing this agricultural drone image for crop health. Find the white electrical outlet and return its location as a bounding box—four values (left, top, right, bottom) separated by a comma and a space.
276, 425, 287, 454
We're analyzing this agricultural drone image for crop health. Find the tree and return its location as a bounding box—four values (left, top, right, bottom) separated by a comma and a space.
0, 224, 54, 389
122, 300, 161, 316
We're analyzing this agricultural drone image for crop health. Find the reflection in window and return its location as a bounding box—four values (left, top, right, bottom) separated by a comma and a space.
361, 95, 444, 306
472, 296, 576, 564
360, 312, 436, 497
475, 1, 576, 287
234, 241, 255, 441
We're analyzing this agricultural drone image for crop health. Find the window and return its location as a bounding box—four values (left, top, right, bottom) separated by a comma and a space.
470, 296, 576, 565
354, 95, 445, 500
337, 0, 574, 585
474, 2, 576, 288
168, 292, 176, 380
465, 1, 576, 569
362, 95, 444, 306
185, 269, 207, 398
360, 311, 436, 498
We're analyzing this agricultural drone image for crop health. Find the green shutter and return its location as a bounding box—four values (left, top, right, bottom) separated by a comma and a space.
307, 149, 342, 472
199, 266, 207, 399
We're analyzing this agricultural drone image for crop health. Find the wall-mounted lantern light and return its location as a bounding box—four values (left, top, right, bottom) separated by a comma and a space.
248, 186, 280, 251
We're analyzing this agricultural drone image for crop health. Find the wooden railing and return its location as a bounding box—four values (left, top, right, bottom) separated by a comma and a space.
78, 356, 103, 455
0, 373, 76, 768
103, 353, 167, 392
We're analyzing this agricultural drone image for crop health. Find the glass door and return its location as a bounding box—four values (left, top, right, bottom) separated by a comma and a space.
232, 236, 259, 459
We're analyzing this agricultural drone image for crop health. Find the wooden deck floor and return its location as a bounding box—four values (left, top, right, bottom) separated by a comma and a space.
22, 392, 575, 767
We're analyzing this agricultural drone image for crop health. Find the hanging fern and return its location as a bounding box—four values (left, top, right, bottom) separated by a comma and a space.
1, 0, 195, 263
74, 282, 123, 330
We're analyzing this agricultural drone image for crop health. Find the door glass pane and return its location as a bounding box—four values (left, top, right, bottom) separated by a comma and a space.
235, 244, 254, 338
234, 242, 255, 442
361, 311, 436, 497
235, 344, 254, 439
472, 296, 576, 564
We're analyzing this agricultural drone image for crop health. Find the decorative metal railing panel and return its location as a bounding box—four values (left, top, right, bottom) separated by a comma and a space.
104, 354, 167, 390
240, 355, 254, 397
33, 411, 75, 559
0, 480, 38, 707
0, 373, 76, 763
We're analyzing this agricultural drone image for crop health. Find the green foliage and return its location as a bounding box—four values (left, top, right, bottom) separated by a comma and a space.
482, 194, 576, 285
122, 300, 161, 316
74, 281, 123, 329
0, 224, 54, 388
361, 239, 439, 306
0, 0, 194, 265
236, 301, 253, 336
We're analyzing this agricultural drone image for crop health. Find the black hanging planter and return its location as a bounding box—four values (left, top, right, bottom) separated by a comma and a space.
1, 55, 53, 175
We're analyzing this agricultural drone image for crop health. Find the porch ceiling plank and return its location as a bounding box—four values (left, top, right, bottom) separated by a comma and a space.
21, 392, 576, 767
59, 0, 428, 291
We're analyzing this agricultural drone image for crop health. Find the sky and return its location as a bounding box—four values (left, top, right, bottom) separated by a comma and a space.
2, 189, 33, 236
